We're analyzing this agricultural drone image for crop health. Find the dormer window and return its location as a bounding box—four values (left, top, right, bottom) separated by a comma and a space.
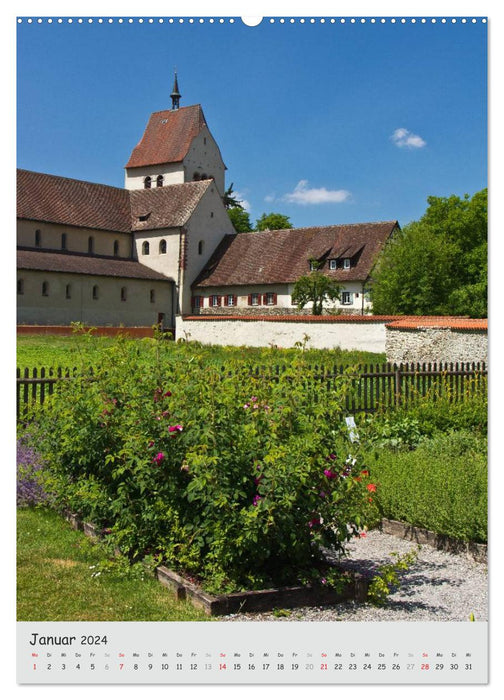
144, 176, 152, 189
156, 175, 164, 187
343, 258, 351, 270
329, 259, 337, 270
309, 260, 319, 271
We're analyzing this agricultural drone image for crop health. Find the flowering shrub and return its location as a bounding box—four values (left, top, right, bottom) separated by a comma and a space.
17, 434, 52, 506
33, 334, 378, 593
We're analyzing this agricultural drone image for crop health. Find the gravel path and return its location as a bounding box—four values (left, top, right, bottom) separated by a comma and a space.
219, 529, 488, 622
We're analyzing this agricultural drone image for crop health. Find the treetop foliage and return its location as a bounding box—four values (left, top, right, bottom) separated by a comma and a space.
371, 189, 487, 318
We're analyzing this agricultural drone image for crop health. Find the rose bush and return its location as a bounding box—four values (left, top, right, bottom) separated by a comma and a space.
32, 334, 378, 593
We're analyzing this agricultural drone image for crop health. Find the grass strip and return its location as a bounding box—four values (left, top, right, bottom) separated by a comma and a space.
17, 506, 208, 621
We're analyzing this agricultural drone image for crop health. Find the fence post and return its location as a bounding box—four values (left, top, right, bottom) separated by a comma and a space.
394, 364, 402, 407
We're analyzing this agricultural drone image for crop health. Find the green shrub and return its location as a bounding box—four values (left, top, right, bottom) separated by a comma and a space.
31, 334, 377, 593
366, 430, 487, 543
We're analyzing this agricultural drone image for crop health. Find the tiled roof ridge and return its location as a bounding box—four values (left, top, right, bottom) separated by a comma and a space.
17, 168, 124, 194
233, 220, 399, 237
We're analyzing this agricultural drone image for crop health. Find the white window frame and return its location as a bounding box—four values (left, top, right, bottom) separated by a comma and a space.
210, 295, 219, 307
227, 294, 235, 307
341, 291, 353, 305
343, 258, 351, 270
251, 293, 260, 306
266, 292, 275, 306
329, 259, 337, 270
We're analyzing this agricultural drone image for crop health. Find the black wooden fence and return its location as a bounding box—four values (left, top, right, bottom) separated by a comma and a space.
16, 361, 487, 422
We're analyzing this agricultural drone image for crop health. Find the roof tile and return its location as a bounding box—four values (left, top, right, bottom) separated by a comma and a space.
193, 222, 398, 287
125, 105, 207, 169
17, 249, 172, 281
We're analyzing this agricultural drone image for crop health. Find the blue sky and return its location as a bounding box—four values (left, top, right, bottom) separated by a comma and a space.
17, 15, 487, 230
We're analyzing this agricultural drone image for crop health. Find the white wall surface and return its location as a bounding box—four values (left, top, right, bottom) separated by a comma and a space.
176, 317, 387, 353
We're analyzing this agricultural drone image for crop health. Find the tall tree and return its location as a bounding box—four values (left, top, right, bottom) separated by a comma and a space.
255, 212, 293, 231
291, 266, 341, 315
371, 189, 487, 317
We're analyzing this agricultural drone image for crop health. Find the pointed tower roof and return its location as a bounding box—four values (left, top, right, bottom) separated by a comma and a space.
125, 104, 208, 169
170, 71, 181, 110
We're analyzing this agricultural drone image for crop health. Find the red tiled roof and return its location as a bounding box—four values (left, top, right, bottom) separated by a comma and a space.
125, 105, 207, 169
386, 317, 488, 331
17, 169, 132, 233
17, 249, 172, 281
130, 180, 212, 230
193, 221, 398, 287
17, 169, 210, 233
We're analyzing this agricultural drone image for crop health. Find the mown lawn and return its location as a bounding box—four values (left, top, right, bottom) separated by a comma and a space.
16, 333, 386, 370
17, 507, 209, 621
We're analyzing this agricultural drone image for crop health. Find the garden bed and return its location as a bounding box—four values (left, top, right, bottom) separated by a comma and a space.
64, 511, 370, 616
381, 518, 487, 564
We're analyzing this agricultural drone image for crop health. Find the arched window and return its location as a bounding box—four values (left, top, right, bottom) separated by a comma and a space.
35, 229, 41, 247
159, 239, 167, 254
113, 240, 120, 257
61, 233, 67, 250
88, 236, 94, 254
144, 176, 152, 189
92, 285, 99, 300
156, 175, 164, 187
65, 284, 72, 299
142, 241, 150, 255
150, 289, 155, 303
17, 279, 24, 295
198, 240, 204, 255
121, 287, 127, 302
42, 281, 49, 297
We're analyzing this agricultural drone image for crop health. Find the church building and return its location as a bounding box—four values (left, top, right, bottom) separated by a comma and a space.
17, 75, 397, 330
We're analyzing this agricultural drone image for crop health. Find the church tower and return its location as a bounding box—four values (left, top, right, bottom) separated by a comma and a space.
124, 73, 226, 195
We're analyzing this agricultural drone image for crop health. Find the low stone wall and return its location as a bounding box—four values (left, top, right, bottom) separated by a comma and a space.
386, 324, 488, 364
177, 315, 392, 353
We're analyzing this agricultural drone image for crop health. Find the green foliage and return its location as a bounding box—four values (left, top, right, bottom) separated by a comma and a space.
255, 212, 293, 231
291, 270, 341, 315
17, 333, 386, 371
228, 206, 253, 232
30, 334, 377, 594
372, 189, 487, 317
223, 182, 244, 210
365, 430, 487, 543
367, 548, 420, 606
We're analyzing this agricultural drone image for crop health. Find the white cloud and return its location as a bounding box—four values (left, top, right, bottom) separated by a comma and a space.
283, 180, 351, 205
234, 191, 251, 212
391, 127, 426, 149
264, 194, 275, 203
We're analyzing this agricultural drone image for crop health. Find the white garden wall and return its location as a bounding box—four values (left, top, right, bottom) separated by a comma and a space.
176, 316, 388, 353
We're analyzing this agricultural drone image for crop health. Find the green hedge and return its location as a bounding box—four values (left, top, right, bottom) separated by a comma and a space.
366, 430, 487, 543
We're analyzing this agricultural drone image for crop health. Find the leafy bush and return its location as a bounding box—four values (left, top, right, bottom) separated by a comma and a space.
31, 334, 377, 593
365, 430, 487, 543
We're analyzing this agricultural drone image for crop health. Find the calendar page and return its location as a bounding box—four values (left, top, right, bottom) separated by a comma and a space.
15, 3, 489, 689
